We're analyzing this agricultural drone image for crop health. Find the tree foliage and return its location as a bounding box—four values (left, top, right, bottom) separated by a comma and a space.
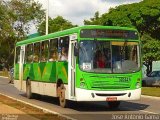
102, 0, 160, 38
0, 0, 45, 68
84, 11, 101, 25
142, 34, 160, 60
38, 16, 77, 35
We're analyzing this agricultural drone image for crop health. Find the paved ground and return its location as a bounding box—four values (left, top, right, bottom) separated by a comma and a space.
0, 77, 160, 120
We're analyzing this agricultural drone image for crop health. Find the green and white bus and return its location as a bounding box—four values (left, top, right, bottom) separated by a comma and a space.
14, 25, 142, 108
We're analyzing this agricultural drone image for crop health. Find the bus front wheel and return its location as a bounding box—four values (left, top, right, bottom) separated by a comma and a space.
26, 79, 32, 99
58, 84, 68, 108
108, 101, 120, 109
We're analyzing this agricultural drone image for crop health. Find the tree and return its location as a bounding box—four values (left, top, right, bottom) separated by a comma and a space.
101, 0, 160, 38
6, 0, 45, 38
84, 11, 101, 25
0, 0, 45, 68
84, 0, 160, 73
141, 33, 160, 74
38, 16, 77, 35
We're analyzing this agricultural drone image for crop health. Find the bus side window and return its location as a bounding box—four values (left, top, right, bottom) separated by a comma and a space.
49, 39, 58, 61
15, 47, 20, 64
41, 41, 49, 62
58, 36, 69, 61
26, 44, 33, 63
33, 43, 40, 62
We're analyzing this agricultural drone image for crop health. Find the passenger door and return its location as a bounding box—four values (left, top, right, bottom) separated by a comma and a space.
68, 34, 77, 100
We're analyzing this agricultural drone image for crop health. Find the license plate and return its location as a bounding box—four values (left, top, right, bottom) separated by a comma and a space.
106, 97, 117, 101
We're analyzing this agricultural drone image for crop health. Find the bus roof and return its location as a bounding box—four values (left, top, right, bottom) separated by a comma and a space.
16, 25, 138, 46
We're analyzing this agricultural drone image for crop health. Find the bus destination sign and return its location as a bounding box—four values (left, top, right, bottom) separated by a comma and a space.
80, 29, 138, 39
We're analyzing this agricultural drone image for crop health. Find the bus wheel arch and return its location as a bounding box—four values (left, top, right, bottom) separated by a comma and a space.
56, 79, 67, 107
26, 77, 32, 99
56, 79, 63, 97
57, 79, 63, 88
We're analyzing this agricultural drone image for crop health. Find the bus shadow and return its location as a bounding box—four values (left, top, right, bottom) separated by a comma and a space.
67, 101, 149, 112
20, 93, 60, 105
19, 94, 149, 112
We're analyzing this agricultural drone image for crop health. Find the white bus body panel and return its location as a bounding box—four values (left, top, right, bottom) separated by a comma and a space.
75, 88, 141, 101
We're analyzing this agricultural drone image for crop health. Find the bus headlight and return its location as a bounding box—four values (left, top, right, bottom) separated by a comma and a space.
136, 82, 140, 89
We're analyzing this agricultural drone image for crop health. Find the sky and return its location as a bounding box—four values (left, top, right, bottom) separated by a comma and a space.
30, 0, 142, 34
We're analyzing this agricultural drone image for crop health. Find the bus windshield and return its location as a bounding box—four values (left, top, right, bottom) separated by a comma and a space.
79, 40, 140, 73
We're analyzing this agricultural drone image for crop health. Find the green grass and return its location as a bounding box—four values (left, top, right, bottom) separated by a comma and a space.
142, 87, 160, 97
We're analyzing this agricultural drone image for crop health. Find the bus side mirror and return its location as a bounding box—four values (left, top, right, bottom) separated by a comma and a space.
74, 46, 78, 56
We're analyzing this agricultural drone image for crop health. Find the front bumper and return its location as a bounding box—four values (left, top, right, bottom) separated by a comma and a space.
75, 88, 141, 101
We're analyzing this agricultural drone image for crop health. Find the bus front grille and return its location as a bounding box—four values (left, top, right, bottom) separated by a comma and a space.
90, 81, 131, 89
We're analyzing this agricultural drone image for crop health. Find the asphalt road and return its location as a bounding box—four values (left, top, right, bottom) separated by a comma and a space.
0, 77, 159, 120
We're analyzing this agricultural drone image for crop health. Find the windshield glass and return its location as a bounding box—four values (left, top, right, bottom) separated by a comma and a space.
79, 40, 140, 73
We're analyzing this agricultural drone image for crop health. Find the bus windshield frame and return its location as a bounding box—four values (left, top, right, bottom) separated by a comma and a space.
79, 40, 140, 74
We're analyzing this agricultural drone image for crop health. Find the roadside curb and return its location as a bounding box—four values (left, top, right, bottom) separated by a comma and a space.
141, 95, 160, 100
0, 93, 76, 120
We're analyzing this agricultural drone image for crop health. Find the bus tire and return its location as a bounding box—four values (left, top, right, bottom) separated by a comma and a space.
58, 84, 68, 108
26, 79, 32, 99
108, 101, 120, 109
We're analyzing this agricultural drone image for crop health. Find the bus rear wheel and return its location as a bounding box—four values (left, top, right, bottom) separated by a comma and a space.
108, 101, 120, 109
58, 84, 68, 108
26, 79, 32, 99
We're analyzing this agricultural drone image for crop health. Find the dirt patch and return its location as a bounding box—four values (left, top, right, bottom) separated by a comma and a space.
0, 94, 67, 120
0, 71, 9, 77
142, 87, 160, 97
